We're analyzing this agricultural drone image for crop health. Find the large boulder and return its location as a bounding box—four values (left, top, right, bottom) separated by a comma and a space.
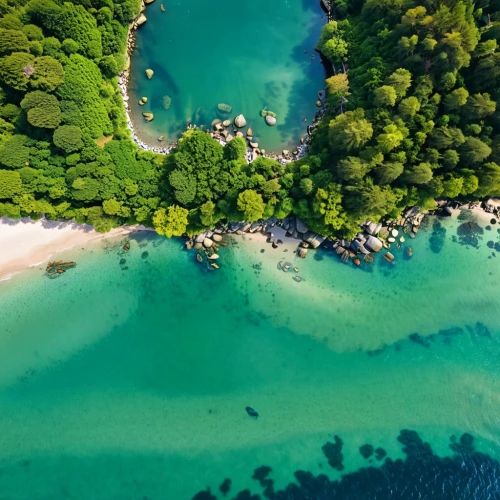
145, 68, 154, 79
136, 13, 147, 25
142, 112, 154, 122
295, 217, 309, 234
203, 238, 213, 248
195, 233, 206, 243
365, 235, 383, 252
234, 114, 247, 128
212, 234, 223, 242
265, 115, 276, 126
223, 119, 231, 127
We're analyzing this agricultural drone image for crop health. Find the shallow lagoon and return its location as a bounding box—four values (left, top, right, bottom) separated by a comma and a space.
0, 212, 500, 498
128, 0, 326, 151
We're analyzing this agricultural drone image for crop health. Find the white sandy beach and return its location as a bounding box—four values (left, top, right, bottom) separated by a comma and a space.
0, 217, 134, 281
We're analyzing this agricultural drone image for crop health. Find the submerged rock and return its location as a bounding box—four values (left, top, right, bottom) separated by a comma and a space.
245, 406, 259, 418
218, 103, 232, 113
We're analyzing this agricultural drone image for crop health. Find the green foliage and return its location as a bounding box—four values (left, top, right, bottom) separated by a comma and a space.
0, 169, 22, 199
0, 135, 30, 169
153, 205, 189, 237
21, 90, 61, 128
30, 56, 65, 91
374, 85, 397, 107
53, 125, 83, 152
237, 189, 265, 221
0, 52, 35, 91
329, 108, 373, 152
0, 28, 30, 55
317, 21, 348, 62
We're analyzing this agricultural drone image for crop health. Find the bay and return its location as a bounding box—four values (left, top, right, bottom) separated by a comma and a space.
128, 0, 326, 151
0, 212, 500, 498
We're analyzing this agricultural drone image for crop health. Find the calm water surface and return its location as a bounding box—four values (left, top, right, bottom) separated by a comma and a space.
128, 0, 326, 151
0, 211, 500, 498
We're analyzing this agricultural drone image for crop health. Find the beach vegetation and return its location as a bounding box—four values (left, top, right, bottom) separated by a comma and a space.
0, 0, 499, 238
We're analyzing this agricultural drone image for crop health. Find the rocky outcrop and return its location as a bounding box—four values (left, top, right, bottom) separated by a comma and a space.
234, 114, 246, 128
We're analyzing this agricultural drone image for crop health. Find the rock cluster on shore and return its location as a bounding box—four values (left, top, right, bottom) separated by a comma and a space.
185, 216, 327, 265
333, 206, 425, 265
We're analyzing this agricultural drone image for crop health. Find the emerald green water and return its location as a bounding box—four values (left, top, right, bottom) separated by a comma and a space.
1, 212, 500, 498
128, 0, 326, 151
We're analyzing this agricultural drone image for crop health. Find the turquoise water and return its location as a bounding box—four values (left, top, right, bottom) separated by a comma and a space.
1, 212, 500, 498
128, 0, 326, 151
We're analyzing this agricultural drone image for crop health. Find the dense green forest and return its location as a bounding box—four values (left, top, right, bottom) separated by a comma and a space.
0, 0, 499, 238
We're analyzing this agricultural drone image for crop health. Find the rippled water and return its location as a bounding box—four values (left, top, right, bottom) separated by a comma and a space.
0, 211, 500, 499
128, 0, 326, 151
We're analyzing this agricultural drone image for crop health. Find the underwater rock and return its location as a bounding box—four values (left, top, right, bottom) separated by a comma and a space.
374, 447, 387, 460
322, 435, 344, 471
360, 444, 374, 459
218, 103, 232, 113
245, 406, 259, 418
194, 242, 203, 250
119, 258, 126, 265
141, 251, 149, 259
219, 478, 231, 497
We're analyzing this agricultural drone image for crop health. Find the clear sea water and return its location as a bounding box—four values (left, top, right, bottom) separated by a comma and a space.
128, 0, 326, 152
1, 211, 500, 499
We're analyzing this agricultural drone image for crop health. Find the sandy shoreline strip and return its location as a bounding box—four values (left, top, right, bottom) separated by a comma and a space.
0, 217, 141, 281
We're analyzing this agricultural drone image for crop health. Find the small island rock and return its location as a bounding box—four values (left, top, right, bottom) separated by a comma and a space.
145, 68, 154, 79
142, 112, 154, 122
265, 115, 276, 126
